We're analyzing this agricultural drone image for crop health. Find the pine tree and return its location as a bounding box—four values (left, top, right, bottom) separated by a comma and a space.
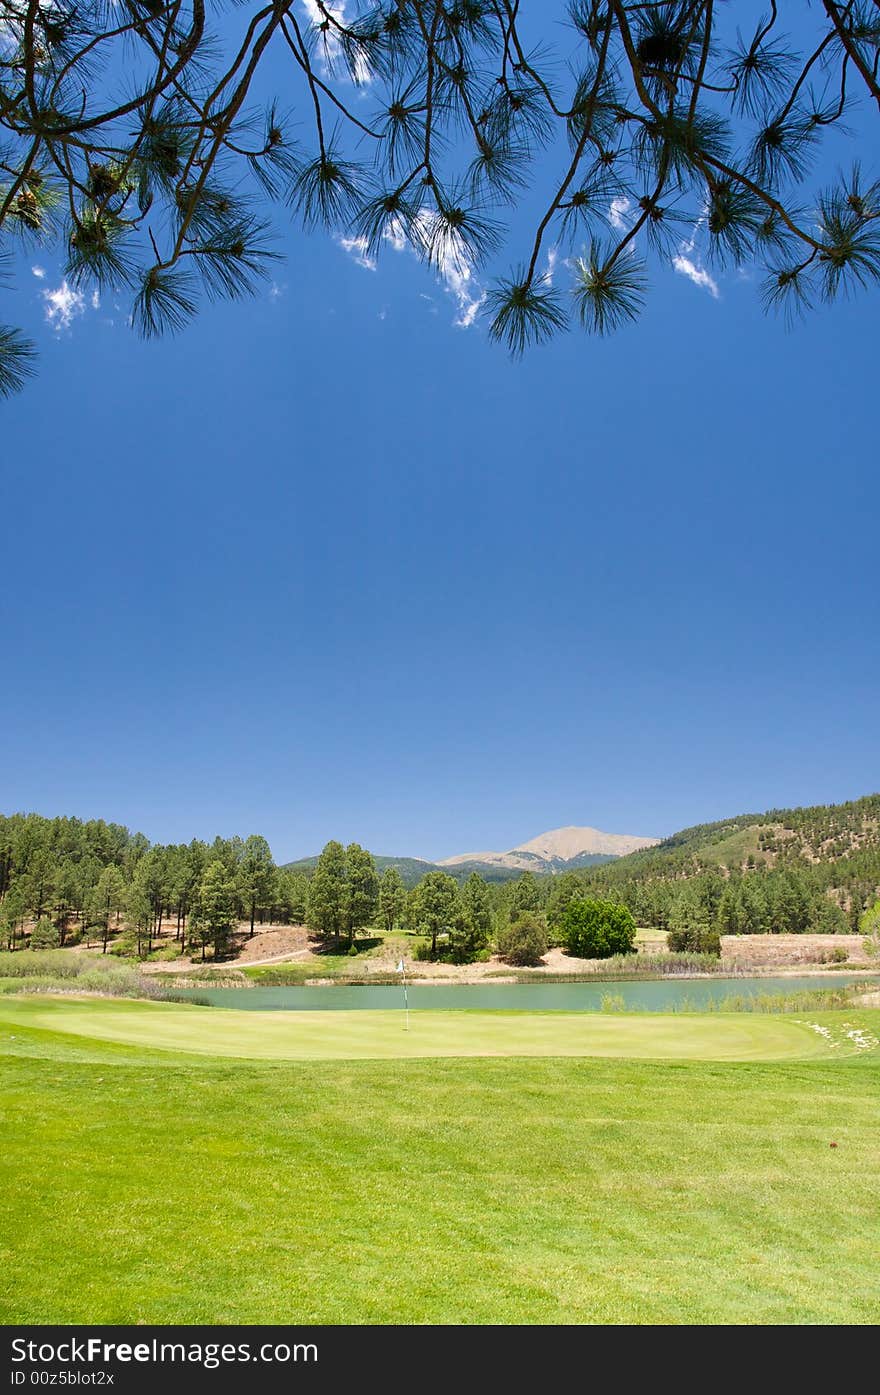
509, 872, 541, 919
306, 841, 350, 943
454, 872, 494, 960
378, 866, 407, 935
30, 916, 60, 950
409, 871, 459, 960
344, 844, 379, 947
238, 835, 276, 938
547, 872, 586, 937
190, 860, 239, 962
0, 883, 28, 950
88, 865, 127, 953
3, 4, 879, 396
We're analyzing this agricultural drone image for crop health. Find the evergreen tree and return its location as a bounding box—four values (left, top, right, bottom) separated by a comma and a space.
275, 870, 310, 925
547, 872, 587, 938
125, 881, 154, 958
808, 898, 849, 935
344, 844, 379, 947
178, 841, 209, 945
238, 835, 276, 938
739, 878, 770, 935
409, 871, 459, 960
306, 841, 350, 943
30, 916, 60, 950
88, 865, 127, 954
668, 895, 721, 955
861, 900, 880, 956
287, 872, 310, 925
509, 872, 541, 919
190, 860, 239, 961
22, 849, 55, 923
453, 872, 494, 960
0, 883, 28, 950
378, 867, 407, 935
716, 881, 741, 937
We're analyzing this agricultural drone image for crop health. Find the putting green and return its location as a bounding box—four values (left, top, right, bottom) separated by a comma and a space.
0, 995, 849, 1061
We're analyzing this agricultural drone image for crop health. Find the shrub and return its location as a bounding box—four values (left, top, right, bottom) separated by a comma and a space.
0, 950, 179, 1000
0, 950, 80, 978
667, 924, 722, 956
496, 913, 548, 967
147, 944, 182, 962
561, 899, 636, 960
600, 993, 626, 1013
109, 930, 139, 957
818, 945, 850, 964
29, 918, 60, 950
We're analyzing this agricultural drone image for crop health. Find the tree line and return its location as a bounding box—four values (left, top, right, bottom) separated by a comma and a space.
0, 813, 309, 958
3, 803, 878, 962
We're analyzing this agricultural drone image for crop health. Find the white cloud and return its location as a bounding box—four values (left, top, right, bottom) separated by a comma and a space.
608, 197, 632, 231
381, 219, 408, 254
441, 258, 484, 328
268, 281, 286, 301
337, 235, 376, 271
672, 253, 719, 299
90, 289, 100, 310
32, 265, 46, 280
545, 247, 559, 285
409, 211, 485, 328
300, 0, 371, 83
42, 280, 86, 330
339, 210, 484, 329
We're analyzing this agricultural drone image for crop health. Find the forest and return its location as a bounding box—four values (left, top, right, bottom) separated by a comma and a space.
1, 795, 878, 962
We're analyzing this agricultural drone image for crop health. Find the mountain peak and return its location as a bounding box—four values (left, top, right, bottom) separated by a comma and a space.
437, 824, 659, 873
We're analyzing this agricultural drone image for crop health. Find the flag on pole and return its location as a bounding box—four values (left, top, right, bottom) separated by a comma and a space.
396, 959, 409, 1030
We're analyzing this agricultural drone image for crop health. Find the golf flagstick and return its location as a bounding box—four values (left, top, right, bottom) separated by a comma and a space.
397, 958, 409, 1031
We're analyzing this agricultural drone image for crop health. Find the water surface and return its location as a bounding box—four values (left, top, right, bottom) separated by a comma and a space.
175, 974, 869, 1013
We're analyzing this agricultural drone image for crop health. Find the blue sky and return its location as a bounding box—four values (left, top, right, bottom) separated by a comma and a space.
1, 10, 878, 862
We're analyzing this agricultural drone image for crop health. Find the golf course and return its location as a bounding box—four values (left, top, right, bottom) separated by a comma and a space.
2, 994, 879, 1325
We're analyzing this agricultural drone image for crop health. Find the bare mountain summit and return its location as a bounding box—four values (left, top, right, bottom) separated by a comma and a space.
438, 825, 659, 875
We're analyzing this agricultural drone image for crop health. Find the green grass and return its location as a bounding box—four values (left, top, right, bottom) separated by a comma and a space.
1, 997, 878, 1324
0, 994, 853, 1061
700, 824, 768, 867
0, 998, 853, 1060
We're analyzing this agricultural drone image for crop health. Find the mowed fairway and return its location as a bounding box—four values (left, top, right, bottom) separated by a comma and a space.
1, 997, 878, 1324
0, 994, 842, 1061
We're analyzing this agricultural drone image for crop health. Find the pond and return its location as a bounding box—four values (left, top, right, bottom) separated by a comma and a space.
173, 974, 871, 1013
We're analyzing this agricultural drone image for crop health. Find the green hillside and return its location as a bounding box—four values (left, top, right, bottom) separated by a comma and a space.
567, 794, 880, 936
611, 793, 880, 874
283, 853, 523, 887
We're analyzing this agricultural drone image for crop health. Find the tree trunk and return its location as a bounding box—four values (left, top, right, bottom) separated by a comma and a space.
249, 899, 255, 938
